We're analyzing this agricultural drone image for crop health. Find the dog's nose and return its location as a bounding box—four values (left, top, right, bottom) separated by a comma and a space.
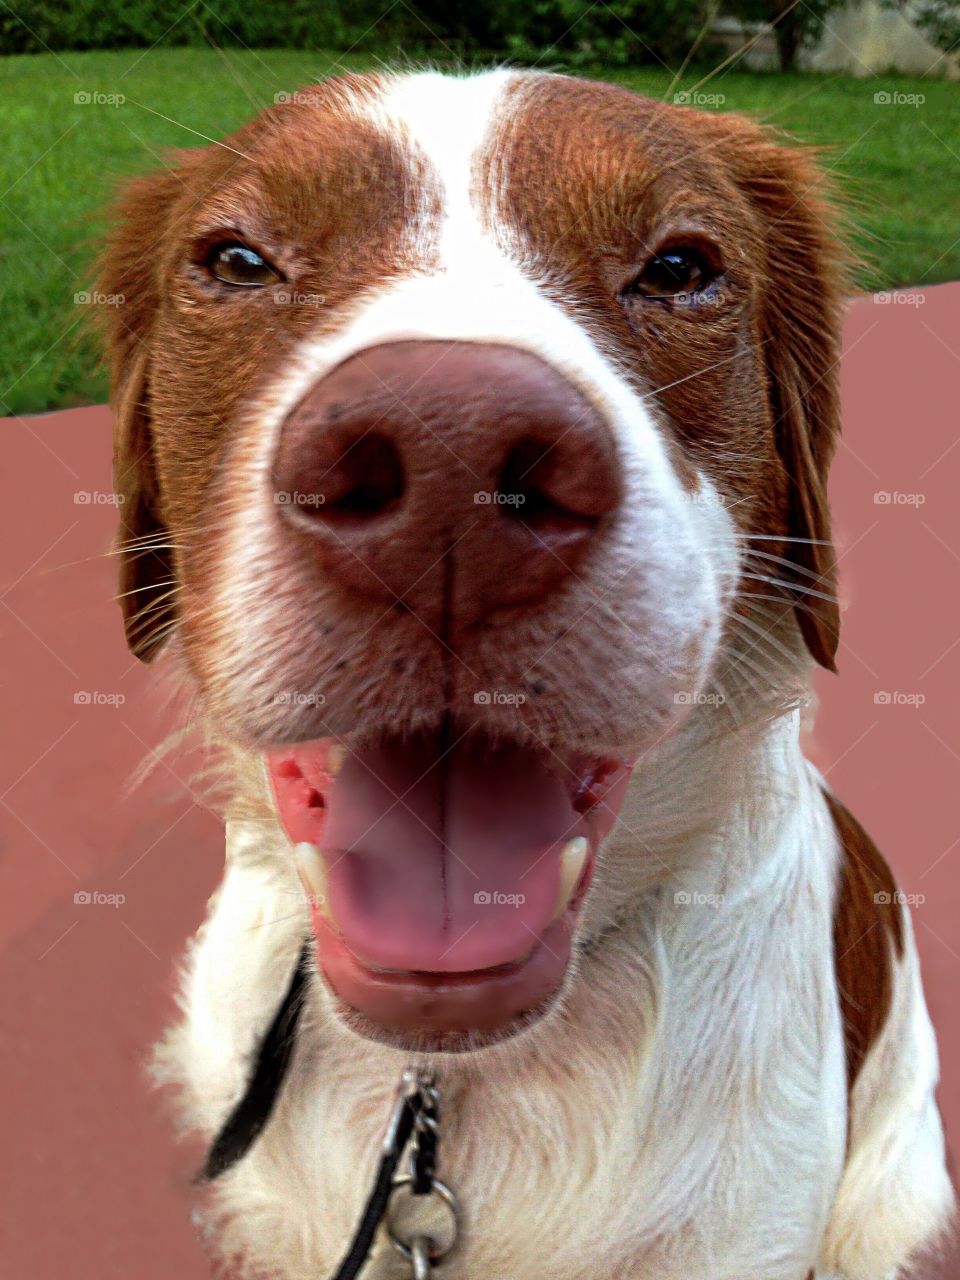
272, 341, 619, 629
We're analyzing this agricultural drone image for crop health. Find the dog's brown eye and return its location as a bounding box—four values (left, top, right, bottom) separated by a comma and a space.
627, 247, 713, 301
206, 242, 282, 287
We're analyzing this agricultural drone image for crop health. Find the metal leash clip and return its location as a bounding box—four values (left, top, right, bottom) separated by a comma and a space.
386, 1073, 459, 1277
330, 1069, 460, 1280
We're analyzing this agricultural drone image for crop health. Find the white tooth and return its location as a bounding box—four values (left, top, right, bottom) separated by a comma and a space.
327, 745, 345, 776
294, 842, 334, 923
552, 836, 589, 920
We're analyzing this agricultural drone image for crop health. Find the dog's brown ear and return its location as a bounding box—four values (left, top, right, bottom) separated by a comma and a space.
111, 350, 172, 661
721, 124, 847, 671
98, 161, 193, 661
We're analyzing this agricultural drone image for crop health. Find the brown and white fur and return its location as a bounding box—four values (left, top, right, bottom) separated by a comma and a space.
99, 69, 953, 1278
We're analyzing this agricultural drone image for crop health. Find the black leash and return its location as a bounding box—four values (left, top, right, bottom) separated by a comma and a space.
331, 1070, 459, 1280
201, 944, 310, 1182
199, 947, 459, 1277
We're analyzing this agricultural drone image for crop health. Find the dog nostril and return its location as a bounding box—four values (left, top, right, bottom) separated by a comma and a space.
331, 435, 404, 517
287, 433, 404, 521
498, 437, 600, 534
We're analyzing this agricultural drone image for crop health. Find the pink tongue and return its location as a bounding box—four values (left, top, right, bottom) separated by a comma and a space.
320, 734, 578, 973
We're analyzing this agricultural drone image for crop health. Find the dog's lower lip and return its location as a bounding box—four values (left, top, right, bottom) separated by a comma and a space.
312, 910, 577, 1035
351, 948, 534, 982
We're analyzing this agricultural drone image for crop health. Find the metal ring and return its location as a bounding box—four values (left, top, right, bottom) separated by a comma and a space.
386, 1175, 460, 1264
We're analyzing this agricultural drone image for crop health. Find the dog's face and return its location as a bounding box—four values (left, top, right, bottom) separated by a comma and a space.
101, 71, 843, 1050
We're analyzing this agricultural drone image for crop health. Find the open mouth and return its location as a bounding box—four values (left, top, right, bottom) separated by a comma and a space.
267, 724, 633, 1045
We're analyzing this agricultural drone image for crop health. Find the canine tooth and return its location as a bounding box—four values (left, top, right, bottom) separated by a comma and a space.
294, 842, 334, 923
327, 744, 345, 776
552, 836, 589, 920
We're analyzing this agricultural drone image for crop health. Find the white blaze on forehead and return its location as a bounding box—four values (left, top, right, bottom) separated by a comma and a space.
272, 69, 646, 429
364, 69, 517, 265
232, 69, 731, 541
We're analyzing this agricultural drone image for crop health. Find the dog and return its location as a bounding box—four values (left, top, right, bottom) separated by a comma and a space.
98, 69, 953, 1279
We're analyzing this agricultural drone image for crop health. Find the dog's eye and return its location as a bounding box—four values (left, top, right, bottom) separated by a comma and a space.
206, 242, 282, 287
626, 247, 714, 302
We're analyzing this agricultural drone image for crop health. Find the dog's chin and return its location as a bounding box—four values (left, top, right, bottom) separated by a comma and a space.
307, 894, 586, 1052
265, 719, 634, 1047
328, 976, 567, 1054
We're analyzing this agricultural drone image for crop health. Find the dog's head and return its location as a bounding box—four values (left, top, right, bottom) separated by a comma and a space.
100, 70, 844, 1050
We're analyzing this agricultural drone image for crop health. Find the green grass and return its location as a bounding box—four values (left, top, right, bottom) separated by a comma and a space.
1, 47, 957, 414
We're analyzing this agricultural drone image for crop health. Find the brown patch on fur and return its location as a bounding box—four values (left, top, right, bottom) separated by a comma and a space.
825, 789, 905, 1096
97, 73, 435, 661
486, 73, 846, 668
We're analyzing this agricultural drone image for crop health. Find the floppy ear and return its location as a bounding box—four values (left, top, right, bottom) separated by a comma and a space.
98, 162, 192, 661
727, 128, 847, 671
112, 349, 172, 661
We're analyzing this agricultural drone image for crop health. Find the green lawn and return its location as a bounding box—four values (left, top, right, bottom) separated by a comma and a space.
1, 48, 957, 414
